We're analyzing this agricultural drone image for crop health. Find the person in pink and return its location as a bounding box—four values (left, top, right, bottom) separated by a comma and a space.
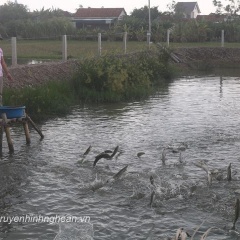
0, 34, 13, 105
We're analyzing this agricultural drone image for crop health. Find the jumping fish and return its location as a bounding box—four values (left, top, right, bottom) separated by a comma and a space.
83, 145, 92, 156
232, 198, 240, 230
91, 166, 128, 190
207, 171, 213, 186
227, 163, 232, 181
137, 152, 145, 158
104, 150, 113, 154
112, 165, 128, 180
149, 190, 156, 207
194, 161, 209, 174
115, 151, 123, 160
149, 175, 156, 207
78, 145, 92, 163
150, 176, 154, 185
178, 152, 183, 164
194, 161, 212, 185
93, 146, 119, 166
93, 152, 111, 166
161, 148, 167, 165
178, 142, 188, 151
111, 145, 119, 157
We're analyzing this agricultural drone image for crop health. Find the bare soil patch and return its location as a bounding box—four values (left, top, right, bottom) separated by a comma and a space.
173, 47, 240, 68
4, 60, 80, 89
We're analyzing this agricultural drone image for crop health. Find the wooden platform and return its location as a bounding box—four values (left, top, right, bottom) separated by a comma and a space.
0, 112, 44, 154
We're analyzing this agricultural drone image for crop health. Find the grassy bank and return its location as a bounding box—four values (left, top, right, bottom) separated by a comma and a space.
3, 48, 175, 119
1, 39, 150, 60
2, 39, 240, 62
71, 49, 174, 102
3, 80, 75, 120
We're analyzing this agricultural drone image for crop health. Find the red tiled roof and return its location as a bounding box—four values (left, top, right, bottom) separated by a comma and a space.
74, 8, 126, 18
62, 11, 73, 17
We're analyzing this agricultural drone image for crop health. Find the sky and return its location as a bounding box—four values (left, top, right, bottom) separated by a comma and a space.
2, 0, 217, 15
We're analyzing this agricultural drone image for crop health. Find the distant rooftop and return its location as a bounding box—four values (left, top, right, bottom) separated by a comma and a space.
74, 8, 127, 18
175, 2, 201, 14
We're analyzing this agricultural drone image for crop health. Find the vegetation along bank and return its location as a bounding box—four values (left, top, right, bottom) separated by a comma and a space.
3, 48, 173, 119
3, 47, 239, 119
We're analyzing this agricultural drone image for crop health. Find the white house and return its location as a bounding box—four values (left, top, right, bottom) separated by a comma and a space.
175, 2, 201, 19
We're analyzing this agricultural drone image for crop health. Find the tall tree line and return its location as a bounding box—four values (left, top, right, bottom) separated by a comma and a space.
0, 2, 75, 39
1, 1, 240, 42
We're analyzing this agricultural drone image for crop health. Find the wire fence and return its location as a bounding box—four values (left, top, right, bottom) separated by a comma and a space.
1, 30, 238, 66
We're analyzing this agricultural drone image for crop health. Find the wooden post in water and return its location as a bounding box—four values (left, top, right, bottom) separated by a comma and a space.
0, 111, 44, 153
2, 113, 14, 153
25, 114, 44, 139
23, 110, 30, 144
23, 120, 31, 144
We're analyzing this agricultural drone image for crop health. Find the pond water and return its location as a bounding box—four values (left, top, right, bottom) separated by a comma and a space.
5, 58, 55, 65
1, 75, 240, 239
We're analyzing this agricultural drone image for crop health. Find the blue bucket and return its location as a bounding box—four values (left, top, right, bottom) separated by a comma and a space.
0, 106, 26, 119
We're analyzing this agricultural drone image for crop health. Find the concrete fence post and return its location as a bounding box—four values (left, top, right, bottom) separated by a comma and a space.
221, 30, 224, 47
98, 33, 102, 56
11, 37, 17, 66
167, 29, 170, 47
147, 32, 151, 49
123, 32, 127, 54
62, 35, 67, 61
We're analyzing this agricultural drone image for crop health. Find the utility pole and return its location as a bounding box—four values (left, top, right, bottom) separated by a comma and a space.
148, 0, 151, 34
147, 0, 151, 48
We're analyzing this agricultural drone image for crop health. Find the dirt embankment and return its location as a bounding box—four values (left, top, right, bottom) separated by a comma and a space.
4, 60, 81, 89
4, 47, 240, 89
173, 47, 240, 68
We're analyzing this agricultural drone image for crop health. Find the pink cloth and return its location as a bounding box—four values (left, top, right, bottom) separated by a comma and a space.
0, 48, 3, 77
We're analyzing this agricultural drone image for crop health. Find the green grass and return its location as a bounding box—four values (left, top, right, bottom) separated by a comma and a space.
1, 40, 240, 60
3, 80, 76, 120
0, 39, 150, 60
1, 39, 240, 61
2, 49, 173, 118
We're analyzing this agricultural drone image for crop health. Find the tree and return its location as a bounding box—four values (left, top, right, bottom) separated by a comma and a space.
166, 0, 177, 13
213, 0, 240, 15
0, 1, 30, 24
131, 6, 160, 21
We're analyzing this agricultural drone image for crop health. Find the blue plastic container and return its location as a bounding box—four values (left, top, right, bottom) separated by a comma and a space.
0, 106, 25, 119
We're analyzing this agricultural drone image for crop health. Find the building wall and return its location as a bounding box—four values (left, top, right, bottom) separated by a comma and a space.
118, 10, 126, 20
191, 6, 199, 18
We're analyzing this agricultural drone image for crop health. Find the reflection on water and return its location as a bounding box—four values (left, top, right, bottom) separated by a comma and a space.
6, 58, 55, 65
28, 60, 43, 65
1, 75, 240, 239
